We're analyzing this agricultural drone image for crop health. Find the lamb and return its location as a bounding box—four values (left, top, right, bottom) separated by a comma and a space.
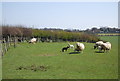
29, 38, 37, 44
74, 42, 85, 52
68, 43, 74, 49
62, 46, 69, 52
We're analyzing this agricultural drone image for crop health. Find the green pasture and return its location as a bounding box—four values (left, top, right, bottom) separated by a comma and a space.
2, 36, 118, 79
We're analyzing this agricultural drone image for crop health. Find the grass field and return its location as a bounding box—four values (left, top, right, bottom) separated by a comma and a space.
2, 36, 118, 79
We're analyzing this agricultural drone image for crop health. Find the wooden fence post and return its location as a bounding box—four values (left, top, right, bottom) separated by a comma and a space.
21, 36, 23, 42
23, 37, 26, 42
16, 37, 18, 44
3, 38, 7, 53
37, 37, 41, 42
9, 35, 12, 46
0, 40, 3, 57
13, 36, 16, 48
7, 36, 10, 48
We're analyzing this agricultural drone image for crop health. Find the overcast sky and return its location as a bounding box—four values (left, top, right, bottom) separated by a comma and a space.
2, 2, 118, 30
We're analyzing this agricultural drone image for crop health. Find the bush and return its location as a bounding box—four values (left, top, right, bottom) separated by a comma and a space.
2, 25, 100, 42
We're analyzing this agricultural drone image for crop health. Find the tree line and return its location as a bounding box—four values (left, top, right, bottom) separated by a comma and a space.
85, 27, 120, 34
2, 25, 100, 42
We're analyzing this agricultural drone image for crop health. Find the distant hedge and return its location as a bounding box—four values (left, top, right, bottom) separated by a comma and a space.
2, 25, 100, 42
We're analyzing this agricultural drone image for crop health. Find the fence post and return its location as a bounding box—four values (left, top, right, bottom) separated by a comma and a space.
9, 35, 12, 46
13, 36, 16, 48
37, 37, 41, 42
3, 38, 7, 53
7, 36, 10, 48
23, 37, 26, 42
0, 40, 3, 57
16, 37, 18, 44
21, 36, 23, 42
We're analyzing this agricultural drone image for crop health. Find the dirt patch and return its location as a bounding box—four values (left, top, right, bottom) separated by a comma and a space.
16, 65, 49, 72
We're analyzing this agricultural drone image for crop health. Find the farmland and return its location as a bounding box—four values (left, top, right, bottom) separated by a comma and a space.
2, 36, 118, 79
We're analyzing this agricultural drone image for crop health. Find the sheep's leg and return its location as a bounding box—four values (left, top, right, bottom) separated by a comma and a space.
103, 49, 106, 53
74, 49, 76, 52
106, 50, 108, 53
66, 50, 67, 51
106, 50, 109, 53
99, 50, 101, 52
62, 49, 64, 52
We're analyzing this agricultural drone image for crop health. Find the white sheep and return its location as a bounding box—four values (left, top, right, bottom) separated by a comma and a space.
98, 42, 112, 52
106, 42, 112, 50
94, 41, 104, 49
75, 42, 85, 53
68, 43, 74, 49
29, 38, 37, 44
96, 41, 104, 45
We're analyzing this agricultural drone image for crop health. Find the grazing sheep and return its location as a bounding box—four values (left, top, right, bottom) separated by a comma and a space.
62, 46, 69, 52
94, 41, 104, 49
106, 42, 112, 50
29, 38, 37, 44
68, 43, 74, 49
96, 41, 104, 45
75, 42, 85, 52
98, 42, 112, 52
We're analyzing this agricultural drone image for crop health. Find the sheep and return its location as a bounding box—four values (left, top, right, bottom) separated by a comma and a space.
96, 41, 104, 45
29, 38, 37, 44
94, 41, 104, 49
62, 46, 69, 52
68, 43, 74, 49
74, 42, 85, 53
98, 42, 112, 52
106, 42, 112, 50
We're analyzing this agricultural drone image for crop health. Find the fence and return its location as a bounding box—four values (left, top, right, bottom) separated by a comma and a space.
1, 36, 18, 56
0, 36, 90, 57
0, 36, 43, 57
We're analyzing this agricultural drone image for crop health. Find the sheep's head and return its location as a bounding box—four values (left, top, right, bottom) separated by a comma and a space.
94, 44, 97, 49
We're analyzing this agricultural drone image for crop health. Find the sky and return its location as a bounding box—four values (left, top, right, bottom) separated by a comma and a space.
2, 2, 118, 30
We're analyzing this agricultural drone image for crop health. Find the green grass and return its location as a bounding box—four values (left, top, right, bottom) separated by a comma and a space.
2, 36, 118, 79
